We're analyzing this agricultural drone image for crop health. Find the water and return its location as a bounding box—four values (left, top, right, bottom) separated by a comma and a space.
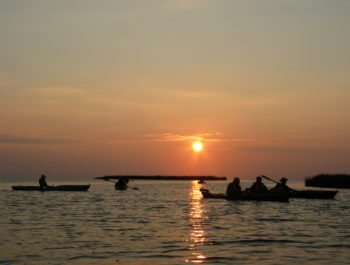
0, 181, 349, 264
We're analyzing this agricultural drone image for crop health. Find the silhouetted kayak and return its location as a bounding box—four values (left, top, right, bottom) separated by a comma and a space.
200, 189, 289, 202
115, 185, 128, 190
200, 188, 337, 201
200, 189, 226, 199
290, 190, 337, 199
12, 185, 90, 191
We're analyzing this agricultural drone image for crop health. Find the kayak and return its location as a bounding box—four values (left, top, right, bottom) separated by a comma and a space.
12, 185, 90, 191
115, 185, 128, 190
200, 189, 289, 202
290, 190, 337, 199
200, 189, 226, 199
200, 188, 337, 201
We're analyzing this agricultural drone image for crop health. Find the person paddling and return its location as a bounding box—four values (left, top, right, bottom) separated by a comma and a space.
270, 177, 293, 193
226, 177, 242, 197
250, 176, 268, 193
115, 178, 129, 190
39, 175, 49, 189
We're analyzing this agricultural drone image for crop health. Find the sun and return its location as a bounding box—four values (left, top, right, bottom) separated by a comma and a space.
192, 141, 203, 153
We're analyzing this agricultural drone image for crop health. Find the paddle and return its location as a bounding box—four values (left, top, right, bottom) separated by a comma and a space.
105, 179, 139, 190
261, 175, 296, 192
261, 175, 279, 184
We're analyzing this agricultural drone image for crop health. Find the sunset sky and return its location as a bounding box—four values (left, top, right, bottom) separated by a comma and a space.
1, 1, 349, 180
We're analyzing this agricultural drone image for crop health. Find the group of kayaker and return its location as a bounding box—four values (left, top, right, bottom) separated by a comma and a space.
34, 174, 336, 200
226, 176, 292, 197
38, 174, 289, 193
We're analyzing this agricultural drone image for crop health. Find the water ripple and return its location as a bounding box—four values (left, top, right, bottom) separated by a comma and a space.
0, 182, 349, 265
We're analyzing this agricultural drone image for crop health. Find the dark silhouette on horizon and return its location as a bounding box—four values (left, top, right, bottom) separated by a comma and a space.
305, 174, 350, 189
39, 175, 49, 189
12, 174, 90, 191
115, 178, 129, 190
96, 175, 227, 181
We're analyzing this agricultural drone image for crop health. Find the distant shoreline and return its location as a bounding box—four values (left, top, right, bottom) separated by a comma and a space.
96, 175, 227, 181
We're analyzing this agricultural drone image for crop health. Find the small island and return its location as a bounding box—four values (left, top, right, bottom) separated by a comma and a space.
305, 174, 350, 189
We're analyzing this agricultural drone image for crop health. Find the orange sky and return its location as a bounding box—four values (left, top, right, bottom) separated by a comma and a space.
1, 1, 350, 180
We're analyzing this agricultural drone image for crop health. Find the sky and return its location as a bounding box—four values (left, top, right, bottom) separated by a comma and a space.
1, 0, 350, 181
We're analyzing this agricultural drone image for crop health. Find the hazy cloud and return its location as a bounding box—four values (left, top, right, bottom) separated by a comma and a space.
165, 0, 209, 10
0, 72, 17, 87
32, 87, 88, 96
145, 133, 252, 143
0, 135, 78, 145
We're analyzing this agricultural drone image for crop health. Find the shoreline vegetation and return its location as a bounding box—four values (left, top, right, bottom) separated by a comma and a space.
305, 174, 350, 189
95, 175, 227, 181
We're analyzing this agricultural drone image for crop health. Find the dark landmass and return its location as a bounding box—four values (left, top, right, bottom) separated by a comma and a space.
96, 175, 227, 181
305, 174, 350, 189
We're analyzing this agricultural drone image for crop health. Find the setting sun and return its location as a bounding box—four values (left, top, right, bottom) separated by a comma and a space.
192, 141, 203, 153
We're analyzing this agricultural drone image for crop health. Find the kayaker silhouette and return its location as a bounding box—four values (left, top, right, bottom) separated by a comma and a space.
270, 177, 293, 193
39, 175, 49, 189
249, 176, 268, 193
115, 178, 129, 190
226, 177, 242, 197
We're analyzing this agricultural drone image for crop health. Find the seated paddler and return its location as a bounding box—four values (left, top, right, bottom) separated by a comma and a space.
270, 177, 293, 193
226, 177, 242, 197
39, 175, 49, 189
249, 176, 268, 193
115, 178, 129, 189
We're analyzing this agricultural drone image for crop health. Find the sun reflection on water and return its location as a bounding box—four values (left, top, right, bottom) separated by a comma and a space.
186, 181, 208, 263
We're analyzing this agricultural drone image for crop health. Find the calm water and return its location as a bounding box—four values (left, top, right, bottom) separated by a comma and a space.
0, 181, 349, 265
